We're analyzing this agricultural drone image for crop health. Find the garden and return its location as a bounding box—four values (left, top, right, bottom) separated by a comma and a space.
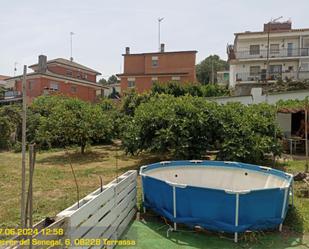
0, 83, 308, 248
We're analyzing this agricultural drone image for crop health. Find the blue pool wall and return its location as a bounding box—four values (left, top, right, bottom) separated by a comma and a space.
140, 160, 293, 233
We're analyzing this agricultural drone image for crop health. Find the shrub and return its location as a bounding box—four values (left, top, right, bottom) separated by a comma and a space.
151, 82, 229, 97
121, 95, 282, 163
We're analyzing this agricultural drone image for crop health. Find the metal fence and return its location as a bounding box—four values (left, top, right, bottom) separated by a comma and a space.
235, 71, 309, 82
235, 48, 309, 59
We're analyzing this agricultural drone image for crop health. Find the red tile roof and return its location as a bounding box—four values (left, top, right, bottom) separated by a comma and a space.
0, 75, 10, 80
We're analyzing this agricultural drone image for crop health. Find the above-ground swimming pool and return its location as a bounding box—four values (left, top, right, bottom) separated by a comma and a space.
140, 160, 293, 242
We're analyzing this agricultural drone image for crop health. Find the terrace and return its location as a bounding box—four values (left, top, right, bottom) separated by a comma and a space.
228, 47, 309, 61
235, 71, 309, 83
0, 90, 22, 104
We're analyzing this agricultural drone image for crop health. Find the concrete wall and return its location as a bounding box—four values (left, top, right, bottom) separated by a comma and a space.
208, 88, 309, 105
277, 113, 292, 136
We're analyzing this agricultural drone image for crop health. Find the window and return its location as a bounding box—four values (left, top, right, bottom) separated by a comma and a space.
249, 45, 260, 55
95, 89, 101, 97
71, 86, 77, 93
270, 44, 279, 54
301, 62, 309, 71
50, 82, 59, 91
128, 77, 135, 88
249, 66, 260, 76
66, 70, 73, 77
28, 81, 34, 91
171, 76, 181, 81
269, 65, 282, 74
303, 37, 309, 48
152, 56, 158, 67
288, 66, 294, 72
151, 77, 158, 84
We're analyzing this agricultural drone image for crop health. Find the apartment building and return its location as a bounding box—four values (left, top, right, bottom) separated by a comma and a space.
5, 55, 103, 104
227, 21, 309, 90
117, 44, 197, 93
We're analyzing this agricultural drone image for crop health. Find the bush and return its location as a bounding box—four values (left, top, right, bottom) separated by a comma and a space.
120, 90, 150, 116
121, 95, 282, 163
217, 103, 282, 163
151, 82, 229, 97
122, 95, 222, 158
0, 105, 22, 150
35, 96, 113, 153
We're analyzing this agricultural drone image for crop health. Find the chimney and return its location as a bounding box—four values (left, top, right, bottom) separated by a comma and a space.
160, 43, 165, 52
263, 21, 292, 32
38, 55, 47, 73
125, 47, 130, 54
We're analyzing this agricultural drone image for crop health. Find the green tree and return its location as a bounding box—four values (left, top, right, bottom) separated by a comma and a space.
36, 96, 113, 153
121, 95, 281, 162
120, 91, 150, 116
151, 82, 229, 97
98, 78, 108, 85
196, 55, 228, 84
107, 75, 119, 84
0, 105, 22, 149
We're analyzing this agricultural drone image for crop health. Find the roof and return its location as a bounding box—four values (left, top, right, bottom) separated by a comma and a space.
6, 72, 108, 89
0, 75, 10, 81
29, 58, 101, 75
277, 107, 307, 113
122, 50, 197, 56
235, 28, 309, 36
117, 72, 189, 77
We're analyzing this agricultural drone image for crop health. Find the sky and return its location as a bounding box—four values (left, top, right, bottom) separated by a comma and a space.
1, 0, 309, 79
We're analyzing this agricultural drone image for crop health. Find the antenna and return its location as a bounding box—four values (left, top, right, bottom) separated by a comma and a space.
70, 32, 75, 62
14, 62, 18, 76
271, 16, 283, 23
158, 17, 164, 51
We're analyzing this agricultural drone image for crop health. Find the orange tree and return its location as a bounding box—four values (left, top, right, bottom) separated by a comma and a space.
121, 94, 282, 163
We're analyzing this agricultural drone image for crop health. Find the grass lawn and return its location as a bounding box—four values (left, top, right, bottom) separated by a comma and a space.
0, 144, 165, 228
0, 145, 308, 248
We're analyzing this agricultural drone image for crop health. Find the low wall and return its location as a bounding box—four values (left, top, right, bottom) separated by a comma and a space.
209, 89, 309, 105
5, 170, 137, 249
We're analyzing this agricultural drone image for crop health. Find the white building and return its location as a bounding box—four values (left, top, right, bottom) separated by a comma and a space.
102, 83, 121, 98
227, 21, 309, 89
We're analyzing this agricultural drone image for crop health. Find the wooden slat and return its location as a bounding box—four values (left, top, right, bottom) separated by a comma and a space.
4, 170, 137, 249
82, 188, 136, 243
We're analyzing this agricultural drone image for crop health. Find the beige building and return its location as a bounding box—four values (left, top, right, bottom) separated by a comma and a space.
227, 21, 309, 89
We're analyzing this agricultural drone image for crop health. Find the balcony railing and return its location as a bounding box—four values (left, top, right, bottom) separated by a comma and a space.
234, 48, 309, 60
235, 71, 309, 83
0, 91, 22, 99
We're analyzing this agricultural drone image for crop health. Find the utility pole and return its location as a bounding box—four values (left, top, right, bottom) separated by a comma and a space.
266, 16, 283, 82
158, 17, 164, 51
211, 59, 215, 84
265, 16, 283, 102
21, 65, 27, 228
70, 32, 75, 62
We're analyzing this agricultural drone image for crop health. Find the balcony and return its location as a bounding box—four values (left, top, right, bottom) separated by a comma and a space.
0, 91, 22, 99
232, 48, 309, 60
235, 71, 309, 83
0, 91, 22, 104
